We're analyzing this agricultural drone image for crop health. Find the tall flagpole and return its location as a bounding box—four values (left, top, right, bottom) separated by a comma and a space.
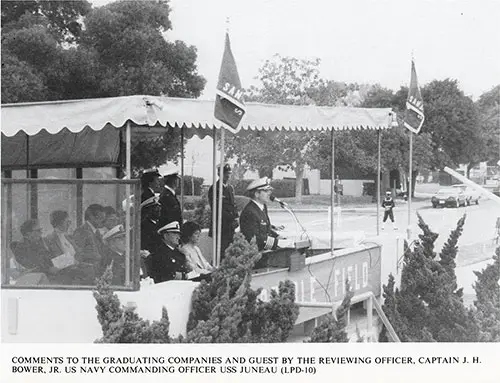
211, 128, 217, 266
216, 128, 225, 266
330, 129, 335, 255
407, 132, 413, 240
377, 129, 381, 236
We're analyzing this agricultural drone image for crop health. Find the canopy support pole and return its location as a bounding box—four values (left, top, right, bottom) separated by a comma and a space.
330, 129, 335, 255
180, 125, 185, 218
211, 128, 217, 266
216, 128, 225, 267
125, 121, 131, 286
407, 132, 413, 240
377, 129, 381, 235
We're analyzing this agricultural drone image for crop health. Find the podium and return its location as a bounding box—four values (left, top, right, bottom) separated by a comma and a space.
255, 240, 310, 272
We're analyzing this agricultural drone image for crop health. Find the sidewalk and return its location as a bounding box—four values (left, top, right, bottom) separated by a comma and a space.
269, 199, 430, 213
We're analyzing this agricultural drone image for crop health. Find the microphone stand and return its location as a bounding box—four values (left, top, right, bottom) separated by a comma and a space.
275, 202, 310, 247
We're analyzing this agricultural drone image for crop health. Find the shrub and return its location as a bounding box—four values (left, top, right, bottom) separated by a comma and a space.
380, 213, 480, 342
472, 249, 500, 341
308, 281, 353, 343
186, 233, 299, 342
93, 267, 181, 343
175, 176, 204, 196
232, 179, 253, 195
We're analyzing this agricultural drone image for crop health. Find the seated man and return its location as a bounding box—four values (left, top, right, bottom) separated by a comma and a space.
11, 219, 55, 277
240, 178, 280, 251
73, 204, 106, 280
101, 224, 127, 286
150, 221, 189, 283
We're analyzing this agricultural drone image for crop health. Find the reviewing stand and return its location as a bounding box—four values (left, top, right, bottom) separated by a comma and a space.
254, 240, 310, 272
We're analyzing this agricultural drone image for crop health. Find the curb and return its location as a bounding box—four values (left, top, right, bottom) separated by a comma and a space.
269, 203, 429, 214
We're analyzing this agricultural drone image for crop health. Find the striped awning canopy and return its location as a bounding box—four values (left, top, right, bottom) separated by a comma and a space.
1, 95, 394, 138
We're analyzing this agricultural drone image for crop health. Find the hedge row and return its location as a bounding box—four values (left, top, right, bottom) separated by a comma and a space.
175, 175, 204, 196
232, 178, 310, 198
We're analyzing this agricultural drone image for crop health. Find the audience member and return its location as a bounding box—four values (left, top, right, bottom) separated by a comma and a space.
159, 168, 182, 227
180, 221, 214, 281
141, 168, 161, 202
140, 195, 162, 278
101, 206, 119, 235
101, 224, 127, 285
44, 210, 82, 284
73, 204, 106, 280
150, 221, 189, 283
11, 219, 55, 276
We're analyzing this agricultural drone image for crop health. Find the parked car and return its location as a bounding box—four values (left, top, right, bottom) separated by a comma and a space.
452, 184, 481, 205
431, 188, 467, 208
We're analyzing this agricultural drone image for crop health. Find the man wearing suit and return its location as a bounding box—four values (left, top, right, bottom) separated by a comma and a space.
208, 164, 239, 259
73, 204, 106, 281
240, 178, 280, 251
149, 221, 189, 283
140, 195, 162, 277
141, 168, 161, 203
159, 168, 182, 227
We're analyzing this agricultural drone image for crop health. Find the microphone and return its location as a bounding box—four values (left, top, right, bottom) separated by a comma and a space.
270, 195, 288, 208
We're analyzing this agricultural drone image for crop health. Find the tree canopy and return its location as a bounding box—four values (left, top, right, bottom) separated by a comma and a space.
1, 0, 206, 171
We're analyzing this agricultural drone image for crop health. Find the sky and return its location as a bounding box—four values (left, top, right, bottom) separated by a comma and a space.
90, 0, 500, 176
90, 0, 500, 101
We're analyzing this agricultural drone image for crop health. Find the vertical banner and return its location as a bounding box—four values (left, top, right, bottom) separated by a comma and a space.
404, 60, 425, 134
214, 33, 246, 133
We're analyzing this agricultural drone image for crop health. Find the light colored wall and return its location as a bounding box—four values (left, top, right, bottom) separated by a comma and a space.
2, 281, 198, 343
319, 179, 373, 197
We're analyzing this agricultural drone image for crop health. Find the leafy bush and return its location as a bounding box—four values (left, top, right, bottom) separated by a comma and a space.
308, 281, 353, 342
472, 249, 500, 341
232, 179, 253, 195
186, 233, 299, 342
175, 176, 204, 196
93, 267, 181, 343
380, 213, 480, 342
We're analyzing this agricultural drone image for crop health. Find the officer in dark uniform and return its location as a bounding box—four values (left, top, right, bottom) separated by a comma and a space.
140, 168, 161, 202
140, 195, 162, 277
159, 167, 182, 227
208, 164, 239, 259
149, 221, 189, 283
382, 191, 397, 230
240, 178, 280, 251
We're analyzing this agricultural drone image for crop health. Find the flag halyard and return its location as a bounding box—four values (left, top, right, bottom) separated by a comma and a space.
214, 33, 246, 134
404, 60, 425, 134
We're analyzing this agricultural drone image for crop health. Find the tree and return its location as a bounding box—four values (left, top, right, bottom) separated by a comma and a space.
421, 79, 484, 174
226, 55, 338, 202
186, 233, 299, 342
308, 281, 353, 342
1, 0, 207, 171
1, 0, 92, 43
380, 214, 480, 342
476, 85, 500, 166
93, 266, 180, 343
472, 249, 500, 341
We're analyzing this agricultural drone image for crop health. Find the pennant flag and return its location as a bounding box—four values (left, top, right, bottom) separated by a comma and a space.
404, 60, 425, 134
214, 33, 246, 134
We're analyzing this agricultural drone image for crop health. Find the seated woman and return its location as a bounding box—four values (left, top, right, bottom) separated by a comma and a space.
44, 210, 90, 285
10, 219, 55, 279
179, 221, 214, 281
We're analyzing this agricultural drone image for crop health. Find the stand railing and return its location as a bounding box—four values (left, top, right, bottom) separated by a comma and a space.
296, 291, 400, 342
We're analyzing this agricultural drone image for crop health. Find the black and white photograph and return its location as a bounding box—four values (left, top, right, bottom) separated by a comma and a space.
1, 0, 499, 382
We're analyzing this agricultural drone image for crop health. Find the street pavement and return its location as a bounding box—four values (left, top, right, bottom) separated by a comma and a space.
268, 195, 499, 306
